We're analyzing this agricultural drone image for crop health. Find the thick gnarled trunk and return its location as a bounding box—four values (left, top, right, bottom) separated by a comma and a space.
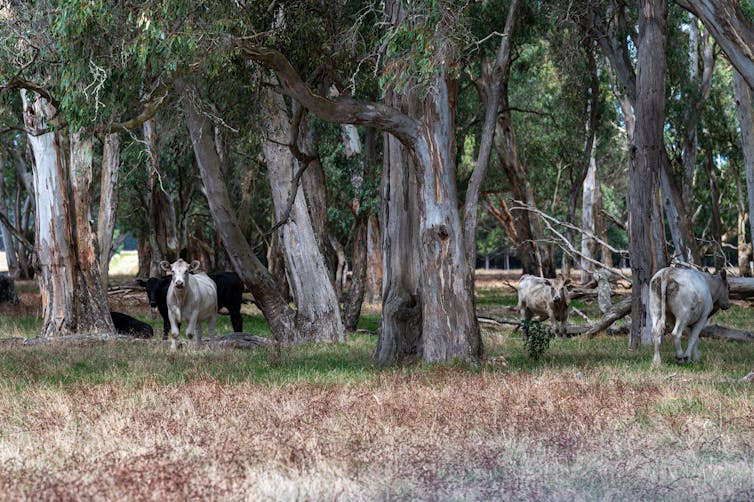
22, 90, 113, 337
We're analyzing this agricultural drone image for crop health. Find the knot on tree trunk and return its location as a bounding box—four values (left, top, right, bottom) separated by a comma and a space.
437, 225, 450, 240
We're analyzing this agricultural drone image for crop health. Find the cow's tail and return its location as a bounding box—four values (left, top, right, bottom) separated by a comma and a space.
651, 270, 668, 366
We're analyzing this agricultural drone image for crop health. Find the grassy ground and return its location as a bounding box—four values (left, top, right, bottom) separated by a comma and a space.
0, 277, 753, 500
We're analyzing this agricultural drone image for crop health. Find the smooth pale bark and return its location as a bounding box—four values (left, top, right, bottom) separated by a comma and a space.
630, 0, 668, 348
675, 0, 754, 89
178, 79, 299, 343
259, 86, 345, 343
733, 69, 754, 276
144, 118, 180, 276
463, 0, 519, 267
581, 140, 598, 283
22, 90, 113, 337
97, 133, 120, 289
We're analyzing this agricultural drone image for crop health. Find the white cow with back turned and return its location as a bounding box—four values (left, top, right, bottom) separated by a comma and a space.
517, 274, 571, 338
650, 267, 730, 366
160, 259, 218, 351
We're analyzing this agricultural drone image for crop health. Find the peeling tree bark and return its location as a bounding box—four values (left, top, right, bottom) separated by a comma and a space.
630, 0, 668, 348
21, 90, 113, 337
97, 133, 120, 289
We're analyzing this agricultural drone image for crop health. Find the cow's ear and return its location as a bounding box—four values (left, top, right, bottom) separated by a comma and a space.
190, 260, 201, 273
159, 261, 171, 272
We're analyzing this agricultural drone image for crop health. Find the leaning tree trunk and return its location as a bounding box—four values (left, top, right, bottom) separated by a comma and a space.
21, 90, 113, 337
177, 79, 299, 342
629, 0, 668, 348
97, 133, 120, 289
259, 86, 345, 343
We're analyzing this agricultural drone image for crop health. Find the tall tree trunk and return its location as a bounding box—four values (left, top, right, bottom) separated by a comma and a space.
342, 123, 370, 332
97, 133, 120, 289
733, 69, 754, 276
630, 0, 668, 348
21, 90, 113, 337
298, 110, 338, 283
259, 85, 344, 343
144, 118, 179, 276
177, 79, 299, 343
373, 99, 423, 364
581, 138, 598, 283
704, 153, 724, 270
464, 0, 519, 269
345, 213, 368, 332
735, 170, 751, 276
415, 75, 481, 362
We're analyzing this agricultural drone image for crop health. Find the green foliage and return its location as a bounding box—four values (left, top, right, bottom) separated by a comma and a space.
521, 319, 553, 360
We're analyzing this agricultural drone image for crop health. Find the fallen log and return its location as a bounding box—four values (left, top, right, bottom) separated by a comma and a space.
700, 324, 754, 343
727, 278, 754, 300
580, 297, 632, 338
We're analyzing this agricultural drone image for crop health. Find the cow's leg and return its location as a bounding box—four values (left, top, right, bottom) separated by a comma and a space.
187, 313, 200, 349
685, 320, 707, 363
168, 310, 181, 352
672, 319, 687, 364
230, 308, 242, 333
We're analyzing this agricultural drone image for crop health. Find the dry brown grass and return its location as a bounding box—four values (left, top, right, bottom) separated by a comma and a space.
1, 357, 753, 501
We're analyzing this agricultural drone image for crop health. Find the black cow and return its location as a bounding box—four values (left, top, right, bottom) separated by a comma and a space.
110, 311, 154, 339
137, 272, 244, 338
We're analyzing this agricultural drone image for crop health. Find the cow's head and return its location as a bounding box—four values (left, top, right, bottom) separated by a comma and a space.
715, 269, 730, 311
550, 276, 571, 307
136, 277, 162, 308
161, 259, 201, 290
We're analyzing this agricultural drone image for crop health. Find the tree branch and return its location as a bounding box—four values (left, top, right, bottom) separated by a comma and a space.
234, 42, 420, 146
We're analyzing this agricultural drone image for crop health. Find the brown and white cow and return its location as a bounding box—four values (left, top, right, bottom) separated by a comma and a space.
650, 267, 730, 366
160, 259, 218, 351
517, 274, 571, 338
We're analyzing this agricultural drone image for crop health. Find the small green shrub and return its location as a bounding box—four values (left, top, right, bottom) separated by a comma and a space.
521, 319, 553, 360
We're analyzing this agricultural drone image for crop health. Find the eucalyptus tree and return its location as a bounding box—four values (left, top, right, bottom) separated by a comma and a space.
0, 1, 173, 336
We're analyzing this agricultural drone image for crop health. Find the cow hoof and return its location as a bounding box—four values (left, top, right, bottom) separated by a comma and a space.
675, 355, 689, 364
